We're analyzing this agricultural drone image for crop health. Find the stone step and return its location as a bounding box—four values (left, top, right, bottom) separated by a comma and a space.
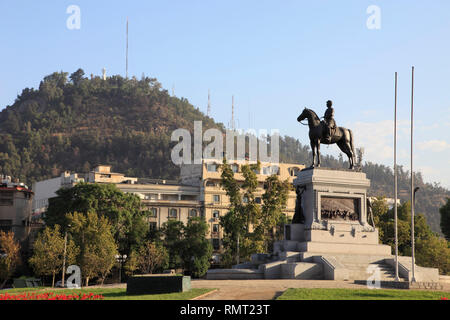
298, 241, 392, 256
280, 262, 323, 280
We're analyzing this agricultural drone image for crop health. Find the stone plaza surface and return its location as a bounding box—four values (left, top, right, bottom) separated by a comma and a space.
207, 168, 440, 283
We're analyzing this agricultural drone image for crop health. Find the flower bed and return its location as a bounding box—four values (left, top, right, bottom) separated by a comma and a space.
0, 292, 104, 300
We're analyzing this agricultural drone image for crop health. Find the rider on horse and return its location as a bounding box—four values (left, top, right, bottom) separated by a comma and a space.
323, 100, 336, 143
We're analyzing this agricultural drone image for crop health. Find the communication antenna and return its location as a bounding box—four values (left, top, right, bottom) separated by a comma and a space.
207, 89, 211, 117
229, 95, 236, 131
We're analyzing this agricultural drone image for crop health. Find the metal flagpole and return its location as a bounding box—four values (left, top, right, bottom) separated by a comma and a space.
126, 17, 129, 79
394, 72, 399, 281
410, 66, 416, 283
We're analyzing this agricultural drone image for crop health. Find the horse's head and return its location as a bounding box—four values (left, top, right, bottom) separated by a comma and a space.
297, 108, 309, 123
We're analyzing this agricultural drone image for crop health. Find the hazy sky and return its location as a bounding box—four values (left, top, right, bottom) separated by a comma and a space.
1, 1, 449, 188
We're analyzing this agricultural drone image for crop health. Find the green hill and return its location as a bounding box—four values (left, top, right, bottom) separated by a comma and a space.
0, 69, 448, 233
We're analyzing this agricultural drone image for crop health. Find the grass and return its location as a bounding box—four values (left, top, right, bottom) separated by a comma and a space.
1, 287, 214, 300
277, 288, 450, 300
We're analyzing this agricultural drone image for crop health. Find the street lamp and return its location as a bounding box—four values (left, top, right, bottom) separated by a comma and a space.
61, 224, 71, 288
115, 254, 127, 284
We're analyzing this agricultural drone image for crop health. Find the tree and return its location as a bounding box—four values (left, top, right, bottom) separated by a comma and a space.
69, 68, 85, 85
45, 183, 147, 255
259, 175, 290, 251
179, 217, 213, 278
0, 231, 21, 289
29, 225, 78, 287
415, 236, 450, 275
160, 220, 184, 269
66, 212, 118, 286
219, 160, 253, 266
375, 198, 450, 274
440, 198, 450, 240
125, 241, 168, 275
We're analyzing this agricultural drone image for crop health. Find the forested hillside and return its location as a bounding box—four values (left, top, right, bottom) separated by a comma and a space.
0, 69, 448, 233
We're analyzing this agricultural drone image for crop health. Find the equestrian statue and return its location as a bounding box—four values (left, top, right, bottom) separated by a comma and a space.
297, 100, 356, 170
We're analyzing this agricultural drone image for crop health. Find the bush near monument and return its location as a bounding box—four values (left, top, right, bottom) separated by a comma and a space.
372, 197, 450, 275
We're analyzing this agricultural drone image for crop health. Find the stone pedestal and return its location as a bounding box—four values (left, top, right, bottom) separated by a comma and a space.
288, 168, 391, 256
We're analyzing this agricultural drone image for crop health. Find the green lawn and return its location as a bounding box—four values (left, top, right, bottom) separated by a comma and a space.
277, 288, 450, 300
1, 287, 214, 300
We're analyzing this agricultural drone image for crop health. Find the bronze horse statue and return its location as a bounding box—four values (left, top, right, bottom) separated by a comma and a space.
297, 108, 356, 169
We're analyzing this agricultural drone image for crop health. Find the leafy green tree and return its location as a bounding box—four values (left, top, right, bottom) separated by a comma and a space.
375, 198, 450, 274
259, 175, 290, 251
66, 212, 118, 286
161, 220, 184, 269
219, 160, 254, 266
415, 236, 450, 275
219, 160, 289, 265
125, 241, 168, 275
29, 225, 79, 287
45, 183, 147, 255
0, 231, 21, 289
179, 217, 213, 278
440, 198, 450, 240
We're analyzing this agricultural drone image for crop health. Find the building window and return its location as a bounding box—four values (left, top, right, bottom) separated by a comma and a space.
149, 222, 157, 231
169, 208, 178, 219
206, 180, 216, 187
0, 192, 14, 206
212, 224, 220, 233
207, 163, 218, 172
148, 208, 157, 218
213, 195, 220, 203
231, 164, 239, 173
243, 196, 249, 203
212, 239, 220, 250
255, 197, 262, 204
189, 209, 198, 218
263, 166, 280, 175
288, 167, 301, 177
212, 210, 220, 219
0, 220, 12, 233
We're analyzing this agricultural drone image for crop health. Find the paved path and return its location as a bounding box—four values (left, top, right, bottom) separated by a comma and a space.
190, 279, 367, 300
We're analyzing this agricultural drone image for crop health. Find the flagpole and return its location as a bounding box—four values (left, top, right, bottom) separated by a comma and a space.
410, 66, 416, 283
394, 72, 399, 281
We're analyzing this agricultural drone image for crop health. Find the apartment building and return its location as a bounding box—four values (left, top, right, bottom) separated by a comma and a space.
0, 175, 33, 244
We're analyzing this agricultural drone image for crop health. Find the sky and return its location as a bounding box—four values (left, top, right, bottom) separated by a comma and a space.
0, 0, 449, 188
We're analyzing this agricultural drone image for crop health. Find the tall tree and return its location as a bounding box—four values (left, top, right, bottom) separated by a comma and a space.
29, 225, 79, 287
259, 175, 290, 251
66, 212, 118, 286
0, 231, 21, 289
179, 217, 213, 278
160, 220, 184, 270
